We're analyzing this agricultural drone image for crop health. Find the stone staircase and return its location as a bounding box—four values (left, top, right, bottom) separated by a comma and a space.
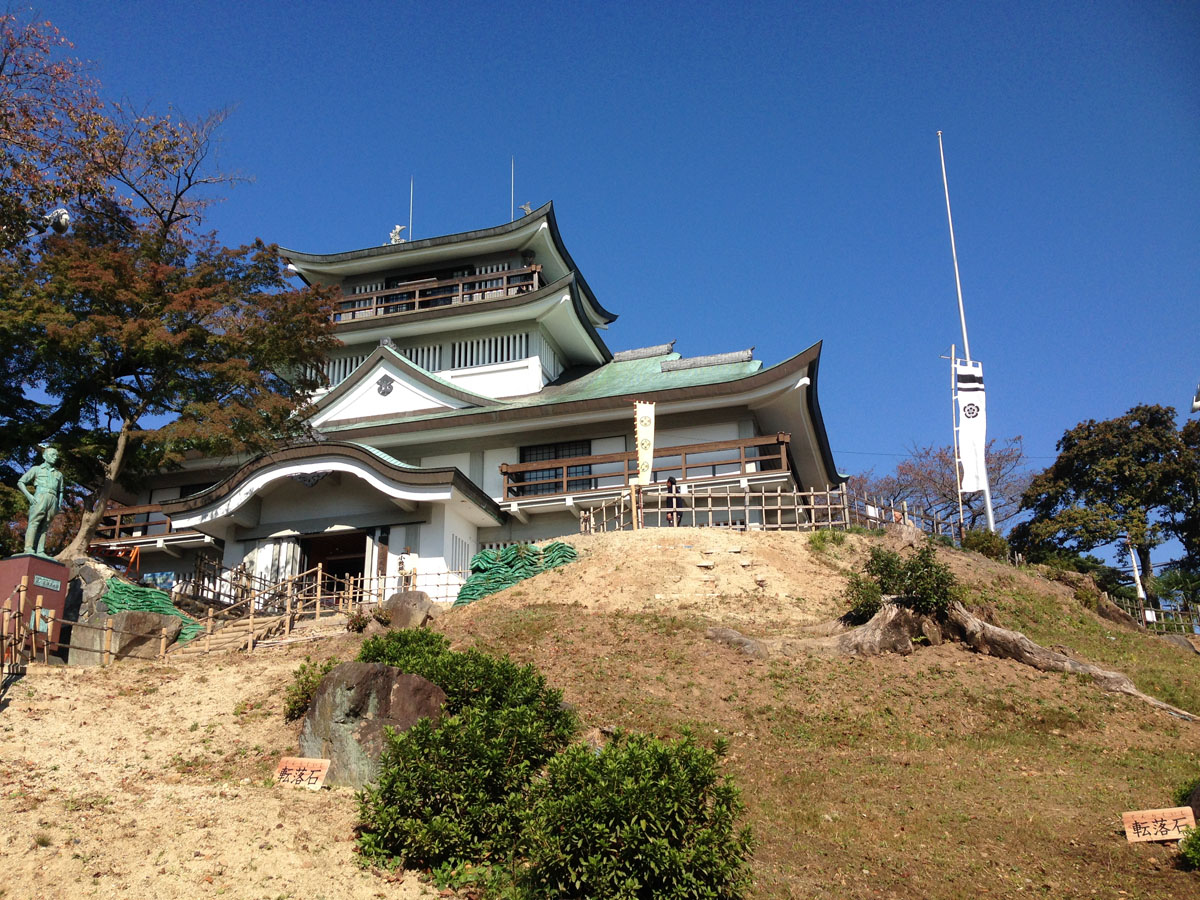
169, 613, 287, 658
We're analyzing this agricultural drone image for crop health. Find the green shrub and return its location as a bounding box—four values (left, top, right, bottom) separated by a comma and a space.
807, 528, 845, 552
961, 528, 1010, 561
865, 546, 905, 594
345, 610, 369, 633
1182, 827, 1200, 871
371, 605, 392, 626
1174, 775, 1200, 807
283, 656, 340, 721
357, 628, 571, 721
843, 573, 883, 624
899, 543, 960, 615
355, 630, 577, 870
358, 700, 574, 869
859, 543, 959, 616
519, 731, 754, 900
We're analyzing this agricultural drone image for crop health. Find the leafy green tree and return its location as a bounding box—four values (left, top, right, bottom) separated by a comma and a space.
1012, 405, 1198, 579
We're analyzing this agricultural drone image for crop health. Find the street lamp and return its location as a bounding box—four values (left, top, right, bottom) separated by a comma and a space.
29, 208, 70, 236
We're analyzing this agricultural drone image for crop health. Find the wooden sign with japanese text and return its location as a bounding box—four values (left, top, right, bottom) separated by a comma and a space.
274, 756, 330, 791
1122, 806, 1194, 842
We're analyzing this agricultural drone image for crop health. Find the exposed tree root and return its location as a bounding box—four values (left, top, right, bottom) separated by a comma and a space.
706, 601, 1198, 723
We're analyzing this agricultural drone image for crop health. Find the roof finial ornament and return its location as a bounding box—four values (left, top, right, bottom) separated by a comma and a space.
389, 224, 406, 244
519, 202, 532, 216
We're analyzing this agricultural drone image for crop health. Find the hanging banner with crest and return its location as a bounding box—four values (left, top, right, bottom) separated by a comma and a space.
955, 360, 987, 493
634, 402, 656, 486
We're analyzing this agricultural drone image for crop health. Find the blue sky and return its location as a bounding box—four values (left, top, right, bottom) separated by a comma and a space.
32, 1, 1200, 519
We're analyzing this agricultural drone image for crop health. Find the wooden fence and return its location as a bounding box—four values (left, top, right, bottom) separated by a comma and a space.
581, 483, 961, 538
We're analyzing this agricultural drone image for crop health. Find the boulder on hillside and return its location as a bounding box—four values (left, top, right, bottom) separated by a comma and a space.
1184, 781, 1200, 821
63, 556, 125, 624
382, 590, 440, 629
298, 662, 447, 789
68, 609, 182, 666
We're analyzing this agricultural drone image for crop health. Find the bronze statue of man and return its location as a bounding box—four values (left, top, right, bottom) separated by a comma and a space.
18, 447, 65, 556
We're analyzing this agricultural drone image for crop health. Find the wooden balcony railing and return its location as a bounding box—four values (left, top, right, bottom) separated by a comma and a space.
499, 434, 792, 501
91, 503, 194, 543
333, 264, 543, 323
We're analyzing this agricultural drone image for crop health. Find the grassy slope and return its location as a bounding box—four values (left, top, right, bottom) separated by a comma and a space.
442, 537, 1200, 900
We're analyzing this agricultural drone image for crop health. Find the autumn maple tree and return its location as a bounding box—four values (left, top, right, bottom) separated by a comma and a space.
0, 14, 336, 558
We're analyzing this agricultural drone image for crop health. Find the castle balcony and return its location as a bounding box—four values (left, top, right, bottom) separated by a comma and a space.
89, 503, 217, 558
499, 434, 794, 505
332, 264, 543, 324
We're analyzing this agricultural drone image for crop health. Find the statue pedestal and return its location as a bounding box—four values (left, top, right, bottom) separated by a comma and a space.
0, 554, 70, 655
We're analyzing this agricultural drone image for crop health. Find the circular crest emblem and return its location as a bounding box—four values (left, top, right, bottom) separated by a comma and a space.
963, 403, 980, 419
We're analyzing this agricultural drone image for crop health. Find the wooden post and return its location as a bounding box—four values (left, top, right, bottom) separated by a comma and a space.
159, 626, 168, 662
902, 500, 910, 525
248, 597, 255, 653
103, 617, 114, 666
17, 576, 28, 654
32, 593, 44, 660
315, 563, 324, 619
43, 609, 55, 663
206, 607, 213, 654
285, 579, 293, 636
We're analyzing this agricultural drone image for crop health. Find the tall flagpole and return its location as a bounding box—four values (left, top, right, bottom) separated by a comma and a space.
510, 156, 515, 222
408, 177, 414, 240
938, 131, 972, 362
938, 131, 995, 533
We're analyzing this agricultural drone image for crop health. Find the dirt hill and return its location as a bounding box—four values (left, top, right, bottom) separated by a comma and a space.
3, 529, 1199, 899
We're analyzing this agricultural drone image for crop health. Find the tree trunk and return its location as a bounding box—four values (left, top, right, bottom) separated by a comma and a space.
706, 601, 1197, 723
57, 418, 135, 561
1136, 544, 1156, 600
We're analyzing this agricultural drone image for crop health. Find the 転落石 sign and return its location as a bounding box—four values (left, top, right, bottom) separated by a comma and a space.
274, 756, 331, 791
1121, 806, 1195, 842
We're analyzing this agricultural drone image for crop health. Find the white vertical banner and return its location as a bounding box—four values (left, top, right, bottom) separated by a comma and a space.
955, 360, 987, 493
634, 401, 656, 486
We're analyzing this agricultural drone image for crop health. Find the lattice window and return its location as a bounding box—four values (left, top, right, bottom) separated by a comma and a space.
450, 333, 530, 369
400, 344, 442, 372
516, 440, 593, 496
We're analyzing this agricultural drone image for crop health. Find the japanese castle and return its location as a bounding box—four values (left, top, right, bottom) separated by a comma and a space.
92, 203, 841, 601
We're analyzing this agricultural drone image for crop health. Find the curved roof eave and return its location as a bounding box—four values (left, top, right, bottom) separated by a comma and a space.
329, 342, 835, 469
280, 201, 618, 326
801, 343, 843, 485
159, 441, 506, 524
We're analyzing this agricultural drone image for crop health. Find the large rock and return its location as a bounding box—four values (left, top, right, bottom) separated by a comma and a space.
68, 609, 182, 666
1184, 781, 1200, 821
298, 662, 447, 788
63, 556, 124, 624
382, 590, 439, 629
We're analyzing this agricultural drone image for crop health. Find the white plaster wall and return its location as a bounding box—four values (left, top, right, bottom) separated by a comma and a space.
484, 447, 519, 498
420, 452, 471, 472
477, 512, 579, 547
590, 435, 629, 489
442, 357, 542, 399
257, 474, 391, 529
656, 420, 746, 479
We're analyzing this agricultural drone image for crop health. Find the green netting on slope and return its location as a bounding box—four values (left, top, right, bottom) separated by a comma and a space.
455, 541, 578, 607
100, 578, 204, 643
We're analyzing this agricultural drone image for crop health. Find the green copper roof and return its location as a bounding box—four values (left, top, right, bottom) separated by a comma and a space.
317, 349, 764, 433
